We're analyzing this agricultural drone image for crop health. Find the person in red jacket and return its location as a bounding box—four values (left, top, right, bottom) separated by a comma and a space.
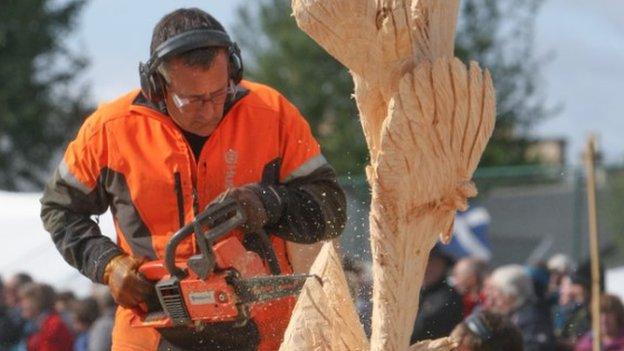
18, 283, 74, 351
40, 7, 346, 351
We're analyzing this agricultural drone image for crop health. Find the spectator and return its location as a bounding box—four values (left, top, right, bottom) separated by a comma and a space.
71, 298, 99, 351
526, 262, 551, 303
0, 277, 22, 351
88, 287, 115, 351
4, 274, 33, 311
450, 310, 524, 351
553, 270, 591, 350
575, 294, 624, 351
452, 257, 488, 317
4, 273, 32, 351
5, 273, 33, 321
18, 283, 74, 351
54, 291, 76, 331
485, 264, 555, 351
547, 253, 573, 297
410, 244, 463, 343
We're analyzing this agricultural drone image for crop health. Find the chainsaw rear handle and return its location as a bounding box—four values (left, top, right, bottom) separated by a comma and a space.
165, 199, 245, 278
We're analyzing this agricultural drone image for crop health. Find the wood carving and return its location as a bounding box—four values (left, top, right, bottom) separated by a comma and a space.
285, 1, 496, 350
409, 338, 459, 351
280, 242, 369, 350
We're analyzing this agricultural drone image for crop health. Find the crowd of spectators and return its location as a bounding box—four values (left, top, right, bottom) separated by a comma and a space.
345, 246, 624, 351
2, 247, 623, 351
0, 273, 114, 351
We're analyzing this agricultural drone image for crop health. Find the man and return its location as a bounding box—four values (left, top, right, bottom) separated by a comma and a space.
40, 8, 346, 351
411, 244, 463, 343
485, 265, 555, 351
0, 277, 22, 351
553, 265, 592, 350
451, 257, 488, 317
450, 310, 523, 351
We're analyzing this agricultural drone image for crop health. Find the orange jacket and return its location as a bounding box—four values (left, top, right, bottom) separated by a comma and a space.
41, 80, 346, 350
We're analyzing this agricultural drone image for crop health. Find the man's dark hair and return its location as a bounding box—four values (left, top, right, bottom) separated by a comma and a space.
451, 311, 523, 351
150, 8, 227, 68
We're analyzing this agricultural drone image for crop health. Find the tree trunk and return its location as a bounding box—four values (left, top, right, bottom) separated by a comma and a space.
289, 1, 496, 350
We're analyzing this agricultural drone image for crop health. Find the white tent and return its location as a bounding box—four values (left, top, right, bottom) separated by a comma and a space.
606, 266, 624, 301
0, 191, 116, 296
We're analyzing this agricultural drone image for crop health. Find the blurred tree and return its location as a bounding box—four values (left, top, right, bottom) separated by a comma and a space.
0, 0, 91, 191
234, 0, 367, 177
235, 0, 553, 175
455, 0, 553, 166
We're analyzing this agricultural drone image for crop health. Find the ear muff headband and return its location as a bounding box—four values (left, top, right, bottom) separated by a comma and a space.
465, 313, 493, 341
139, 29, 244, 103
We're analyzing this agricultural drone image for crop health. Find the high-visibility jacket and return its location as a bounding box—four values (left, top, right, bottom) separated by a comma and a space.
40, 80, 346, 351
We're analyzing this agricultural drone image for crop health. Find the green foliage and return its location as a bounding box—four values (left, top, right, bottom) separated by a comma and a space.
234, 0, 552, 175
233, 0, 367, 177
456, 0, 554, 166
0, 0, 91, 190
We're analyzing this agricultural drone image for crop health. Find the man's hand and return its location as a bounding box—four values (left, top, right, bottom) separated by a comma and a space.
103, 254, 153, 308
213, 184, 270, 233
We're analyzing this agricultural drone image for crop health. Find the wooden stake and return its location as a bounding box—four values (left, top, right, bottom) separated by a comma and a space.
584, 135, 601, 351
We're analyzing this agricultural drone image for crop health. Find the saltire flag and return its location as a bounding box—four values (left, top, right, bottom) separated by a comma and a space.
439, 206, 492, 261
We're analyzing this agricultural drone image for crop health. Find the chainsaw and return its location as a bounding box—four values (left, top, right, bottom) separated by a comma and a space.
132, 198, 314, 330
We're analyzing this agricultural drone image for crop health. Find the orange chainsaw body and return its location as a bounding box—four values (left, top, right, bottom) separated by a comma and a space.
131, 235, 269, 328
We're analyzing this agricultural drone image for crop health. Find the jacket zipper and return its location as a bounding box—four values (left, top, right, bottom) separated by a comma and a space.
191, 187, 199, 216
174, 172, 185, 228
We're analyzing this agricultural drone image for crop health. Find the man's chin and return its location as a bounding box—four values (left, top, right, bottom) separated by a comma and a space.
186, 123, 217, 137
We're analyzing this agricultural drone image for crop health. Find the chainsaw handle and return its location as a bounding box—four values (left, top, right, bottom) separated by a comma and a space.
254, 228, 282, 275
165, 199, 245, 278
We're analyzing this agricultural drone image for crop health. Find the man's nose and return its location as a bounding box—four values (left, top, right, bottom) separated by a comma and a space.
198, 101, 217, 118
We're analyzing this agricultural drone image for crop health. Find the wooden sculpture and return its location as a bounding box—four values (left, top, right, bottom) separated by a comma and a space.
280, 242, 369, 350
283, 1, 496, 350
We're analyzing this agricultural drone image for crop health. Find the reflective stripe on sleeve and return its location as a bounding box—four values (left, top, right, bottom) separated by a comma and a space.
283, 154, 328, 183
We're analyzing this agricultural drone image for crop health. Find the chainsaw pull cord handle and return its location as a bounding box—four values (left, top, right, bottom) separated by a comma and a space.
164, 199, 243, 278
254, 228, 282, 275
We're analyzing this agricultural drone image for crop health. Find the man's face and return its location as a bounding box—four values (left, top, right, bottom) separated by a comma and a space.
20, 297, 38, 320
601, 311, 621, 337
452, 260, 476, 294
484, 285, 515, 314
163, 52, 230, 137
4, 279, 19, 307
559, 275, 586, 305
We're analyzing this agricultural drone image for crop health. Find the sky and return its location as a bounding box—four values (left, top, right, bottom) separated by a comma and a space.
70, 0, 624, 165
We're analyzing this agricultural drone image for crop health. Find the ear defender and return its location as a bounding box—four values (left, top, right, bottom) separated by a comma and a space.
139, 29, 244, 104
465, 312, 493, 341
228, 43, 243, 85
139, 61, 167, 103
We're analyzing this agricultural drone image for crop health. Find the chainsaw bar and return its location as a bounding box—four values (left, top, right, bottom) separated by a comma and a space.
230, 273, 320, 305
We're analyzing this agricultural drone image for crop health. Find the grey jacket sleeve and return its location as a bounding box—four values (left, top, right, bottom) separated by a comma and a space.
256, 163, 347, 244
40, 166, 123, 284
